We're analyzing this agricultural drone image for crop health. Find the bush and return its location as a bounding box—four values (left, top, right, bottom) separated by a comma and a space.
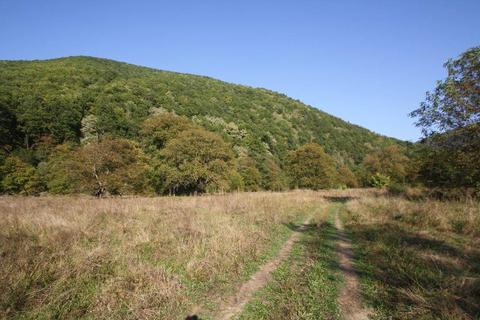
370, 173, 390, 188
0, 156, 44, 194
387, 183, 407, 196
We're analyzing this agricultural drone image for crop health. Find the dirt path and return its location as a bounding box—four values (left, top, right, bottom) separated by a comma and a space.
334, 211, 371, 320
215, 217, 311, 320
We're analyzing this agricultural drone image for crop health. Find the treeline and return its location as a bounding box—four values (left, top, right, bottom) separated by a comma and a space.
0, 111, 414, 196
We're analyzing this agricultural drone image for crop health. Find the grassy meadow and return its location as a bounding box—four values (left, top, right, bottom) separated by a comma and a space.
344, 192, 480, 319
1, 190, 479, 319
0, 192, 323, 319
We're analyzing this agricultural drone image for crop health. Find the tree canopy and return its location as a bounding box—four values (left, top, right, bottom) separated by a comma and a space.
362, 145, 409, 184
410, 47, 480, 188
287, 143, 337, 190
158, 128, 237, 194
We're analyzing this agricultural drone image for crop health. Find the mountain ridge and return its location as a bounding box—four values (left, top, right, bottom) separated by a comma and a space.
1, 55, 399, 137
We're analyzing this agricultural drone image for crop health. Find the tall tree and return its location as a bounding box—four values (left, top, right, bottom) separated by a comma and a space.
262, 157, 288, 191
71, 137, 151, 196
158, 128, 237, 194
286, 143, 337, 190
237, 155, 262, 191
410, 47, 480, 187
410, 47, 479, 136
142, 113, 195, 150
362, 145, 409, 183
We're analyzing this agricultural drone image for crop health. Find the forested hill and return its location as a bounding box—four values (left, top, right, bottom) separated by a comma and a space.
0, 56, 401, 164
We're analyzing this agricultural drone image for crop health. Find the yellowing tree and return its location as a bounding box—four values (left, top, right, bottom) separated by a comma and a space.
142, 113, 195, 150
1, 156, 43, 194
362, 145, 408, 183
287, 143, 337, 190
237, 155, 262, 191
72, 137, 151, 196
338, 165, 359, 188
159, 128, 237, 194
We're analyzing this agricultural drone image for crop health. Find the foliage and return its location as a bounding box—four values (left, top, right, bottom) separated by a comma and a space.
71, 137, 151, 196
410, 47, 479, 136
387, 182, 407, 196
410, 47, 480, 188
0, 156, 44, 194
261, 157, 288, 191
237, 156, 262, 191
44, 143, 77, 194
0, 56, 406, 194
141, 113, 195, 150
362, 144, 409, 183
287, 143, 337, 190
337, 165, 359, 188
158, 128, 237, 194
369, 172, 391, 188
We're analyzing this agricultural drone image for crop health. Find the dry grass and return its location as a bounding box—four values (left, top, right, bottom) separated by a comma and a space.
342, 191, 480, 319
346, 193, 480, 237
0, 191, 324, 319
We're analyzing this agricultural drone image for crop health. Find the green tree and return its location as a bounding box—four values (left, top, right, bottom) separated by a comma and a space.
263, 157, 288, 191
410, 47, 479, 136
142, 113, 195, 150
0, 56, 406, 194
0, 99, 21, 153
286, 143, 337, 190
44, 143, 77, 194
370, 172, 391, 188
362, 145, 409, 183
1, 156, 44, 194
237, 156, 262, 191
71, 137, 151, 196
158, 128, 237, 194
410, 47, 480, 188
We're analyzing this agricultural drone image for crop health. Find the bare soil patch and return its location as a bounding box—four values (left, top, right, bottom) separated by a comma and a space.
334, 213, 371, 320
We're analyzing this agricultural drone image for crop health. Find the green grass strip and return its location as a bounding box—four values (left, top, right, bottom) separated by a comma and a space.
237, 205, 342, 320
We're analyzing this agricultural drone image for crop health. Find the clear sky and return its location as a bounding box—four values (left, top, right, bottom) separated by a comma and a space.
1, 0, 479, 141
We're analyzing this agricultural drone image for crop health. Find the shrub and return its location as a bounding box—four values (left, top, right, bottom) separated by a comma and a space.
370, 173, 391, 188
0, 156, 44, 194
387, 183, 407, 196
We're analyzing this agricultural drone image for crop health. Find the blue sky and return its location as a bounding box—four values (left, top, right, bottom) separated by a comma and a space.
1, 0, 479, 141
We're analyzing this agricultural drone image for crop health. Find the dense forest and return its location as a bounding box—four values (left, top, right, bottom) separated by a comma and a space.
1, 48, 477, 196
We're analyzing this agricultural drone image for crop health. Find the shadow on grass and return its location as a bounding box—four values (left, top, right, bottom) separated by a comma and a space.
350, 222, 480, 319
284, 220, 342, 277
321, 196, 356, 203
233, 219, 344, 319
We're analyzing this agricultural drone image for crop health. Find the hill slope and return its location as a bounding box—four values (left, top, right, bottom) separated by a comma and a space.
0, 56, 401, 168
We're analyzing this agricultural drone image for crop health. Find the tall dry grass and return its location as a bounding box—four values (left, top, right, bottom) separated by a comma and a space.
0, 191, 325, 319
342, 191, 480, 319
345, 194, 480, 237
